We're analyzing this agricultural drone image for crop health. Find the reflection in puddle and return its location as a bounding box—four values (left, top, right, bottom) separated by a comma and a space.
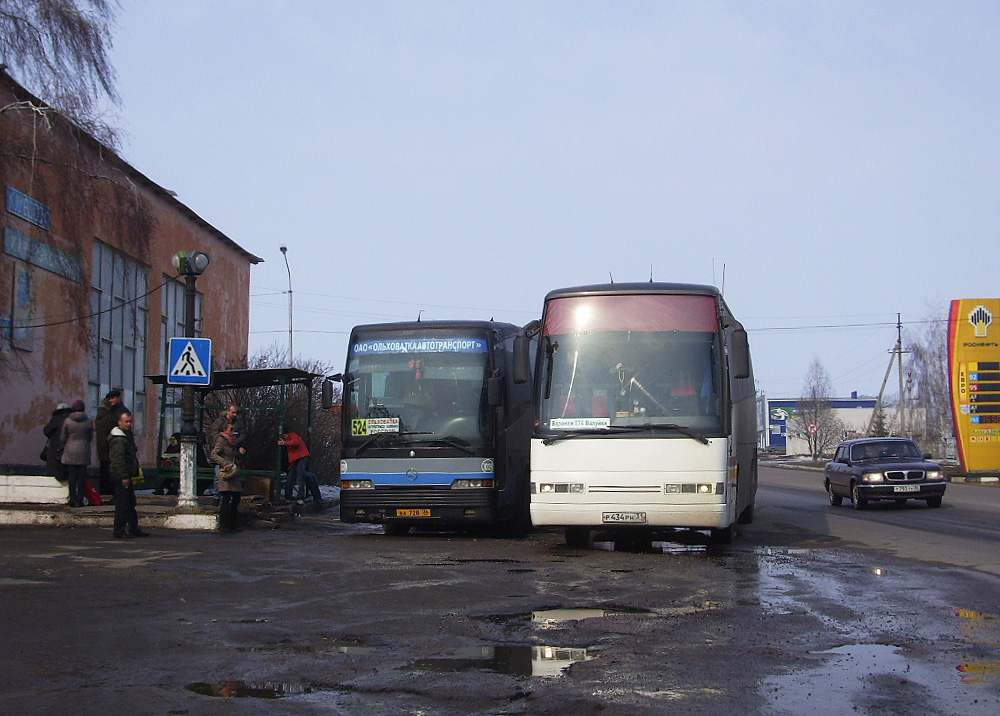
186, 681, 313, 698
763, 644, 999, 715
405, 645, 589, 678
957, 609, 1000, 646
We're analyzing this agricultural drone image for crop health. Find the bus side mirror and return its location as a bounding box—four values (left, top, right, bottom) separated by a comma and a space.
513, 320, 540, 385
321, 376, 341, 410
487, 373, 503, 407
731, 329, 750, 380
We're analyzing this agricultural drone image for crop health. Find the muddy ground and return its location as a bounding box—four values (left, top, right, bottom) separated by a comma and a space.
1, 516, 998, 716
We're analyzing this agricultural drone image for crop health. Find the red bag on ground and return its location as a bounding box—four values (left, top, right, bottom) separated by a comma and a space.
84, 480, 103, 506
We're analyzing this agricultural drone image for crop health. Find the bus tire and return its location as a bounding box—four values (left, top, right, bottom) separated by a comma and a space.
709, 524, 734, 545
383, 522, 410, 536
565, 527, 590, 548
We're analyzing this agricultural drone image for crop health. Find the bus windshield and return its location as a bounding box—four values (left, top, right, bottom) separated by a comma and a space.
345, 334, 491, 448
538, 294, 723, 434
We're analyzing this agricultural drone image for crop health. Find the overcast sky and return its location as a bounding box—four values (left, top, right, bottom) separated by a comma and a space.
107, 1, 999, 399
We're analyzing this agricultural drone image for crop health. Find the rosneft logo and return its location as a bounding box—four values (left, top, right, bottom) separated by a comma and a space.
969, 305, 993, 338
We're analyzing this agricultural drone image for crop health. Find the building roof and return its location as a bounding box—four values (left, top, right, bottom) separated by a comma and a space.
0, 69, 262, 265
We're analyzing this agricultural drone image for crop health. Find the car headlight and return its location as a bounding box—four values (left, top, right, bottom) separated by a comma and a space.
925, 470, 942, 481
862, 472, 884, 483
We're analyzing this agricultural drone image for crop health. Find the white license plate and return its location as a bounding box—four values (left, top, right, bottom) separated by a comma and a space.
602, 512, 647, 524
893, 485, 920, 493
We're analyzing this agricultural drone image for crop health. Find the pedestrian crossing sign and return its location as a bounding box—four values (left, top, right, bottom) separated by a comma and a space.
167, 337, 212, 385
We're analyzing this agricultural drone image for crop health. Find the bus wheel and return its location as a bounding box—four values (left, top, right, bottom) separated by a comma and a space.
565, 527, 590, 548
383, 522, 410, 536
737, 503, 754, 524
709, 524, 734, 545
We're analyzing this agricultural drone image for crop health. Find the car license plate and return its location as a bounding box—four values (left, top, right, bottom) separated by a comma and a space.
893, 485, 920, 493
603, 512, 647, 524
395, 509, 431, 517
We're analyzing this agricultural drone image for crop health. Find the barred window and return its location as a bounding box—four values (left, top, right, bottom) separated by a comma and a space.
89, 241, 148, 434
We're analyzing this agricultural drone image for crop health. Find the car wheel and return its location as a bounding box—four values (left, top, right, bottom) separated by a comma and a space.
565, 526, 590, 548
827, 481, 843, 507
850, 482, 867, 510
925, 496, 943, 508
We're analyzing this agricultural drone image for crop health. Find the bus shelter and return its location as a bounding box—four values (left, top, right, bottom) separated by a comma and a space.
146, 367, 321, 500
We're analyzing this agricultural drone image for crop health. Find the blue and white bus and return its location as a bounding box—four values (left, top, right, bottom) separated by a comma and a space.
514, 283, 756, 545
335, 320, 533, 535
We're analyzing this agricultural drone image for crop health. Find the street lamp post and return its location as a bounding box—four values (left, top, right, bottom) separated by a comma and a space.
171, 250, 210, 510
280, 245, 292, 367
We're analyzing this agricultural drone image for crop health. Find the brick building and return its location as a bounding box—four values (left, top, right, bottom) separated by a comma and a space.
0, 69, 260, 471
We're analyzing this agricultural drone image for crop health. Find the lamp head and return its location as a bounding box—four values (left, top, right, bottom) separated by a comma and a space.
279, 245, 287, 254
172, 250, 210, 276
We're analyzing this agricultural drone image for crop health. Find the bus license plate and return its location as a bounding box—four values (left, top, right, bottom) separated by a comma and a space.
893, 485, 920, 493
395, 509, 431, 518
603, 512, 647, 524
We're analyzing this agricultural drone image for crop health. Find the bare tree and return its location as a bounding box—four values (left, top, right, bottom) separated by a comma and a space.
204, 346, 343, 483
906, 312, 953, 455
788, 359, 846, 461
0, 0, 120, 144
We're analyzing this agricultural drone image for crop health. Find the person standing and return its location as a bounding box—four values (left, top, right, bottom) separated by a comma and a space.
59, 400, 93, 507
108, 411, 148, 538
278, 431, 326, 504
210, 420, 242, 532
208, 404, 245, 494
43, 402, 73, 482
95, 389, 128, 498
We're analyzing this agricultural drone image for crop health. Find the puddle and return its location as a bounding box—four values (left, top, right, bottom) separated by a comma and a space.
957, 609, 1000, 646
762, 644, 999, 715
186, 680, 313, 698
404, 644, 589, 678
0, 577, 47, 585
480, 606, 652, 629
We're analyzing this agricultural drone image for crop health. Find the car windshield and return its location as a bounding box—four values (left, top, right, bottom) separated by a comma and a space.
850, 441, 922, 461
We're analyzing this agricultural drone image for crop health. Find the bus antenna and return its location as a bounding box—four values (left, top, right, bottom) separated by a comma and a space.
649, 265, 654, 282
609, 272, 614, 284
417, 309, 424, 322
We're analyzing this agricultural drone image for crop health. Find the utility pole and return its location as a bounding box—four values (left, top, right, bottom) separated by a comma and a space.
865, 313, 910, 437
280, 245, 292, 367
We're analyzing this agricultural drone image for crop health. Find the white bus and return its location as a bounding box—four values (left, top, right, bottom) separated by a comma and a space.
513, 283, 756, 546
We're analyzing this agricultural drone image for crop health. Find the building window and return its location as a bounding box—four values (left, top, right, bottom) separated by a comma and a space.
89, 241, 148, 434
159, 276, 203, 440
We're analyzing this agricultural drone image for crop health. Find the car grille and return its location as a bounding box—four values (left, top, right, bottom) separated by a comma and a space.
885, 470, 924, 482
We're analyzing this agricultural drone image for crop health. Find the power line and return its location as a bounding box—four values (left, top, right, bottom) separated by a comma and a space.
11, 278, 173, 330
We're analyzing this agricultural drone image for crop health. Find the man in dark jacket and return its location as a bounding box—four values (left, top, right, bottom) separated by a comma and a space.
95, 389, 128, 497
108, 411, 148, 538
42, 403, 73, 481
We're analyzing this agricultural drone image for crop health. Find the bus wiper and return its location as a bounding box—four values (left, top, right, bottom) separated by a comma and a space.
542, 423, 709, 446
356, 431, 432, 455
406, 434, 475, 454
631, 423, 710, 444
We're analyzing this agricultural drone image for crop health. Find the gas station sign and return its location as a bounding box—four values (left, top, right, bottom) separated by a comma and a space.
949, 299, 1000, 472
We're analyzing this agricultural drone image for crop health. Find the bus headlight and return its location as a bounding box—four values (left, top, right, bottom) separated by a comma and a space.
538, 483, 583, 494
452, 478, 494, 489
341, 479, 374, 489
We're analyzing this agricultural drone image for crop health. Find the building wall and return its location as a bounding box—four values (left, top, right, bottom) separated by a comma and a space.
0, 71, 259, 470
